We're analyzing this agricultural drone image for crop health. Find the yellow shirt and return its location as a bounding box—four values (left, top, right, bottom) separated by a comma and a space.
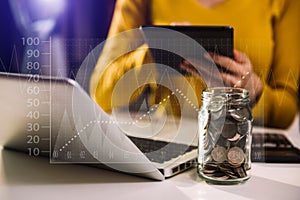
90, 0, 300, 129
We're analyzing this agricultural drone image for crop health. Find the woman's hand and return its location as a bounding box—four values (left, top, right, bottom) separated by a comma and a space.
210, 50, 263, 105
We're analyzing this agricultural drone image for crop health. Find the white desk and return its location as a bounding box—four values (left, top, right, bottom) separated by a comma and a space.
0, 148, 300, 200
1, 117, 299, 200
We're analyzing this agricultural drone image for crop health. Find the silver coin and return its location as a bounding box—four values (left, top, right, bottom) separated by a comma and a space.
227, 147, 245, 166
211, 146, 227, 163
227, 174, 239, 179
204, 163, 219, 170
237, 121, 250, 135
227, 133, 241, 142
228, 108, 249, 122
236, 135, 247, 150
202, 169, 216, 174
221, 120, 237, 139
219, 164, 234, 173
234, 166, 247, 178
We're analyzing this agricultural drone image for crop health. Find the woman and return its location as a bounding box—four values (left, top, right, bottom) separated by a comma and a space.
90, 0, 300, 129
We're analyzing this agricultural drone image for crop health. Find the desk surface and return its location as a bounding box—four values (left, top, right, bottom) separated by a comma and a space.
1, 117, 299, 200
0, 149, 300, 200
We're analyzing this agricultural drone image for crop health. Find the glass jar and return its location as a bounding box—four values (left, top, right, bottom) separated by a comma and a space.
197, 87, 253, 184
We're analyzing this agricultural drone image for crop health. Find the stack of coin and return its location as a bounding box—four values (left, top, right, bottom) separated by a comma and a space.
199, 102, 252, 182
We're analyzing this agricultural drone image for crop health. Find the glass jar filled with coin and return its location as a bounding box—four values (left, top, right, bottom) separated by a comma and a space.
198, 87, 253, 184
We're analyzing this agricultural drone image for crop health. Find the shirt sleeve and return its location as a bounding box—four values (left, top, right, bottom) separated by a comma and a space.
90, 0, 152, 112
252, 0, 300, 129
106, 0, 151, 37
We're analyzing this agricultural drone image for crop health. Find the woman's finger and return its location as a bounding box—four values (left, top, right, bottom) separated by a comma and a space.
233, 50, 250, 64
221, 72, 241, 87
210, 52, 252, 79
210, 53, 243, 75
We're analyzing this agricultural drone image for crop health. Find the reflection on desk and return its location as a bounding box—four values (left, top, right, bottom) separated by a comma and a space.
0, 148, 300, 200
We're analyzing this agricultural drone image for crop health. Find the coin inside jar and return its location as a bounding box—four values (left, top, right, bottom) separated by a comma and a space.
228, 108, 248, 122
211, 146, 227, 163
227, 133, 241, 142
237, 121, 250, 135
221, 120, 237, 139
234, 166, 247, 178
227, 147, 245, 166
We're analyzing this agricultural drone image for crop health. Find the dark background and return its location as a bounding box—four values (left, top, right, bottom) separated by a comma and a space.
0, 0, 116, 77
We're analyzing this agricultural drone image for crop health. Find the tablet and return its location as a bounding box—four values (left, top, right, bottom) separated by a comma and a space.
140, 25, 234, 74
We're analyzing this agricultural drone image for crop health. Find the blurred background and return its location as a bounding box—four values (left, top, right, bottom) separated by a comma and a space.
0, 0, 299, 108
0, 0, 116, 79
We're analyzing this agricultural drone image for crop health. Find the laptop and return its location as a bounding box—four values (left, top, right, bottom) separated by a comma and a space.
251, 125, 300, 163
0, 72, 198, 181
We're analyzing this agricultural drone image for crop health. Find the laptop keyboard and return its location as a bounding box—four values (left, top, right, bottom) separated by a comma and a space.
128, 136, 197, 163
128, 133, 300, 164
251, 133, 300, 163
